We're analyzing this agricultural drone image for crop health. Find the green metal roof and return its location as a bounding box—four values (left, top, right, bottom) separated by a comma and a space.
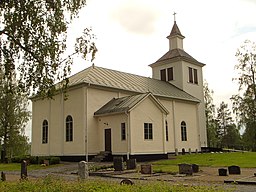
68, 65, 200, 102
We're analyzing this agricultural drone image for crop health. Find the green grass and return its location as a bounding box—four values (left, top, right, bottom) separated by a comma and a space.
152, 152, 256, 173
0, 163, 63, 171
0, 177, 229, 192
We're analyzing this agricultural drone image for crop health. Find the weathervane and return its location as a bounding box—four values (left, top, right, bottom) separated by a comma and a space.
173, 12, 177, 22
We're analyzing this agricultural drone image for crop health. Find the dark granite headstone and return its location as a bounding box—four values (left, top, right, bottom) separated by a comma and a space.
178, 163, 193, 175
228, 165, 241, 175
181, 148, 186, 155
192, 164, 199, 173
1, 172, 6, 181
127, 159, 136, 170
218, 168, 228, 176
21, 160, 27, 179
113, 157, 124, 171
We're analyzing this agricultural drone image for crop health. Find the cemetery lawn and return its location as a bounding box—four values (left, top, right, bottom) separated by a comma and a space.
0, 177, 228, 192
0, 163, 63, 171
152, 152, 256, 173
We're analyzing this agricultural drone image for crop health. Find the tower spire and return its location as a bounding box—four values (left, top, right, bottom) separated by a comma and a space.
167, 12, 185, 50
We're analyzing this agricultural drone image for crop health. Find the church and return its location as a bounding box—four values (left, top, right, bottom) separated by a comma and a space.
31, 20, 207, 161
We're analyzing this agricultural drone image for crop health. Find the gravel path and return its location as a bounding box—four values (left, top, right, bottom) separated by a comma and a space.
3, 162, 256, 192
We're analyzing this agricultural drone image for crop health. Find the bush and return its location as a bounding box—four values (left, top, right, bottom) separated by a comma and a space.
11, 156, 61, 165
49, 157, 60, 165
29, 156, 39, 164
11, 155, 30, 163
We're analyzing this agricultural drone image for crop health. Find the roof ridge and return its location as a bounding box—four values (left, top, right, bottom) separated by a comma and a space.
66, 65, 200, 103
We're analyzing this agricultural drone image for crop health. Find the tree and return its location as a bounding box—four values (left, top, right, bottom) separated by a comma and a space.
0, 0, 97, 97
203, 81, 218, 147
216, 102, 232, 139
0, 0, 97, 161
0, 71, 30, 162
216, 102, 241, 149
221, 124, 241, 149
231, 40, 256, 151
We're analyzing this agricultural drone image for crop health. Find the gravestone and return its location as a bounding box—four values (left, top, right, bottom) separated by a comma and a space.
182, 148, 185, 155
175, 148, 178, 156
43, 159, 49, 166
120, 179, 134, 185
127, 159, 136, 170
192, 164, 199, 173
178, 163, 193, 175
189, 148, 192, 155
218, 168, 228, 176
78, 161, 89, 179
113, 157, 124, 171
228, 165, 241, 175
141, 164, 152, 174
1, 171, 6, 181
21, 160, 28, 180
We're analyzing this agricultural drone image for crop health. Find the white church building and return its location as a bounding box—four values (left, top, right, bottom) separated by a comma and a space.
31, 20, 207, 161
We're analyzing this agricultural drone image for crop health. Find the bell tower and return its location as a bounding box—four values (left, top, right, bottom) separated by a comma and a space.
149, 15, 207, 148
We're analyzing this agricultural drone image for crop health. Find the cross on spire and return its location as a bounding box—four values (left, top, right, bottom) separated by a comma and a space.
173, 12, 177, 22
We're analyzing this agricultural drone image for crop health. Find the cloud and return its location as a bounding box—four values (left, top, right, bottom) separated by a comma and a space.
111, 2, 158, 35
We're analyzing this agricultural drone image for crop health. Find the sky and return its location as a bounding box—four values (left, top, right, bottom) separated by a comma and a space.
67, 0, 256, 107
26, 0, 256, 137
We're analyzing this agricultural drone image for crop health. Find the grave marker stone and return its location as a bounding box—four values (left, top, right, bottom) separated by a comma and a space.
218, 168, 228, 176
178, 163, 193, 175
228, 165, 241, 175
78, 161, 89, 179
113, 157, 124, 171
141, 164, 152, 174
21, 160, 27, 180
127, 159, 136, 170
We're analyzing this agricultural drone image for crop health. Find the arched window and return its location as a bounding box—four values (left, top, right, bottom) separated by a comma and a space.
66, 115, 73, 142
181, 121, 187, 141
42, 120, 48, 144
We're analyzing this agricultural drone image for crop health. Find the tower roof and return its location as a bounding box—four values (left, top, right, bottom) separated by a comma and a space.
168, 21, 185, 38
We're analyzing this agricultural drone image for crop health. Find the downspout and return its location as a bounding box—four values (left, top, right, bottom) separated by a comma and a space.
48, 99, 51, 155
85, 84, 90, 162
162, 113, 166, 153
172, 100, 177, 151
196, 103, 201, 151
61, 91, 64, 156
125, 111, 130, 160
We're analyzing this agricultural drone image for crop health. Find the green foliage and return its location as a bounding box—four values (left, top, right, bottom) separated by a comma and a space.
153, 152, 256, 168
204, 81, 219, 147
216, 102, 241, 149
36, 156, 60, 165
0, 72, 31, 161
232, 40, 256, 151
0, 0, 97, 97
204, 82, 241, 149
49, 157, 61, 165
10, 156, 60, 165
0, 176, 227, 192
